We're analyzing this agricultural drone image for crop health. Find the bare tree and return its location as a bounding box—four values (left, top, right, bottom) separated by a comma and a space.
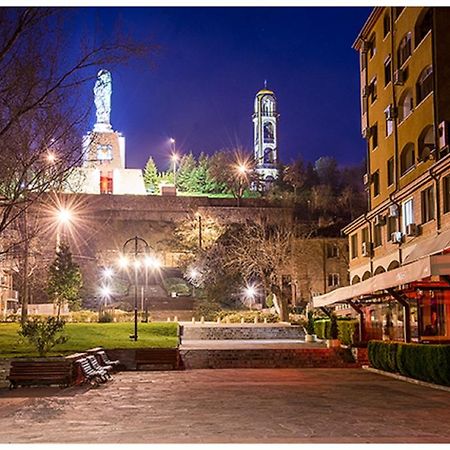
0, 8, 156, 242
0, 8, 157, 320
283, 158, 305, 202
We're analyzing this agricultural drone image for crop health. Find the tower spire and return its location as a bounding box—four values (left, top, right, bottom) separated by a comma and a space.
264, 79, 268, 89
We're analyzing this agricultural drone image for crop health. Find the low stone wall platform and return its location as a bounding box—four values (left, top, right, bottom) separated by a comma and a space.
181, 323, 304, 341
180, 348, 357, 369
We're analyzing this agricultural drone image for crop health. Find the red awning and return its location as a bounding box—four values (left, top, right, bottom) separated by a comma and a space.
313, 254, 450, 308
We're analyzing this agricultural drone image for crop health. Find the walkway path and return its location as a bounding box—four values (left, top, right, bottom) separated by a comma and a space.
0, 368, 449, 443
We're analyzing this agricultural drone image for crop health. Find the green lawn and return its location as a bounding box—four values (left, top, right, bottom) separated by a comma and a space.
0, 322, 179, 358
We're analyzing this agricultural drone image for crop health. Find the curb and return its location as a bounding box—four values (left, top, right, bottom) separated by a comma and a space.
362, 365, 450, 393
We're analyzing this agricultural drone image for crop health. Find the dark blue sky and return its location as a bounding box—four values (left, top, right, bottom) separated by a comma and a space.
76, 7, 371, 170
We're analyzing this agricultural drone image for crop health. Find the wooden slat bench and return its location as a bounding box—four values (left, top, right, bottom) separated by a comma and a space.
7, 359, 73, 389
135, 348, 180, 370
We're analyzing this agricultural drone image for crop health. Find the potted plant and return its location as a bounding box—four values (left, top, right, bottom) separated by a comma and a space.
305, 311, 316, 342
327, 314, 341, 348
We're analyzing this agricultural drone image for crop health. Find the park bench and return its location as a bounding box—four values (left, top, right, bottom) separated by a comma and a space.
76, 357, 108, 386
86, 355, 112, 379
97, 350, 120, 371
86, 347, 120, 372
7, 359, 73, 389
135, 348, 180, 370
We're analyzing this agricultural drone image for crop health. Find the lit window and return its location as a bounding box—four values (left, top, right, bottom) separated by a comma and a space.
402, 199, 414, 232
97, 144, 113, 161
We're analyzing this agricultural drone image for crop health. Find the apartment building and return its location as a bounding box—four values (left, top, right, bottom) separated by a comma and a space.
313, 7, 450, 343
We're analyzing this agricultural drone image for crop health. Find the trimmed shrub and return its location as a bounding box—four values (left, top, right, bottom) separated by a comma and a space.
163, 277, 191, 296
306, 311, 315, 335
218, 310, 279, 323
314, 319, 330, 339
313, 318, 357, 344
368, 340, 450, 386
330, 315, 339, 340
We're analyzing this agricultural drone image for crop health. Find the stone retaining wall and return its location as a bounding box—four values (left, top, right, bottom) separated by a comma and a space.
0, 360, 11, 388
180, 348, 357, 369
182, 325, 304, 340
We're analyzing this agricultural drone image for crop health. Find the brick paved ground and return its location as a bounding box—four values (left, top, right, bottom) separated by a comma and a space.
0, 368, 449, 443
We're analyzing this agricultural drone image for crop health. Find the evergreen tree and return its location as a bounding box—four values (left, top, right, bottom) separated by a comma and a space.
177, 153, 197, 192
47, 243, 83, 316
143, 156, 159, 193
193, 153, 216, 193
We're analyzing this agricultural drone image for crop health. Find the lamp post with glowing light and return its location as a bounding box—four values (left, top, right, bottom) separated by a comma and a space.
55, 207, 73, 250
119, 236, 160, 341
235, 162, 250, 207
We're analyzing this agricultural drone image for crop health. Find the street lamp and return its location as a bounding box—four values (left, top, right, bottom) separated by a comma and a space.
100, 285, 112, 307
55, 207, 73, 250
234, 161, 250, 207
118, 236, 160, 341
171, 152, 179, 189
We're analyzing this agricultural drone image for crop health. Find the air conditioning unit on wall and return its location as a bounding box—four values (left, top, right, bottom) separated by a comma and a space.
406, 223, 420, 237
374, 214, 386, 226
389, 204, 399, 217
391, 231, 403, 244
438, 121, 449, 150
384, 105, 397, 120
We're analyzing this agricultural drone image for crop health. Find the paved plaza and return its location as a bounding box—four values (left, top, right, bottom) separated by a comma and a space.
0, 368, 449, 443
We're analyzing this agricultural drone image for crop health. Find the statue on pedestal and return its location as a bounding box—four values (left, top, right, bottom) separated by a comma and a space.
94, 69, 112, 130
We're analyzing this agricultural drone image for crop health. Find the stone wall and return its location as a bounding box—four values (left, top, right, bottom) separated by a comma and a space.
182, 324, 304, 340
180, 348, 358, 369
0, 359, 10, 388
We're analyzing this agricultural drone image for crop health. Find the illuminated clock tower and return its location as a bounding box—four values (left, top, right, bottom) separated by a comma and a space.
253, 81, 279, 184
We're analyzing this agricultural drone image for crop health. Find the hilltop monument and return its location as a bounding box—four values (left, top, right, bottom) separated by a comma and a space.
66, 70, 146, 195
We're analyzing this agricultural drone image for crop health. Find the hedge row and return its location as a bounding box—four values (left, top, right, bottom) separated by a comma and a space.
368, 340, 450, 386
314, 319, 358, 345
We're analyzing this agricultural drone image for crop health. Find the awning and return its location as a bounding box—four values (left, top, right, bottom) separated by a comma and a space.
313, 254, 450, 308
403, 228, 450, 264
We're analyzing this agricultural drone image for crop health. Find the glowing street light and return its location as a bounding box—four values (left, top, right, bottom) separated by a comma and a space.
46, 152, 56, 164
144, 255, 161, 270
57, 207, 72, 225
100, 285, 111, 298
102, 267, 114, 279
244, 284, 257, 301
118, 255, 129, 269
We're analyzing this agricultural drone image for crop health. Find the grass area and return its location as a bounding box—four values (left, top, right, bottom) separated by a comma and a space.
0, 322, 179, 359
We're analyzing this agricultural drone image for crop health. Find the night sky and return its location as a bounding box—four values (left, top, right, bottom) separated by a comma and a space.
74, 7, 371, 171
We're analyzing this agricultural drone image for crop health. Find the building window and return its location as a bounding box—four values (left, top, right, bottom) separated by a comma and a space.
263, 122, 274, 143
369, 77, 377, 103
443, 175, 450, 214
402, 199, 414, 232
385, 109, 393, 137
421, 186, 435, 223
400, 143, 415, 175
398, 89, 414, 122
418, 125, 435, 162
362, 227, 369, 251
371, 123, 378, 150
374, 223, 382, 248
387, 157, 394, 186
384, 58, 392, 86
397, 33, 412, 68
393, 7, 405, 21
387, 215, 397, 241
350, 234, 358, 259
368, 33, 376, 59
372, 170, 380, 197
383, 13, 391, 37
97, 144, 113, 161
416, 66, 433, 104
415, 8, 433, 47
328, 273, 340, 288
100, 171, 113, 194
326, 244, 339, 258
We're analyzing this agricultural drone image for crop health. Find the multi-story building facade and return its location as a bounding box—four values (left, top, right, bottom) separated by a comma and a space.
314, 7, 450, 343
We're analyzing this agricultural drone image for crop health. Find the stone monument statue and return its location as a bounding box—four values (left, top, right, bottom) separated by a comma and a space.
94, 69, 112, 130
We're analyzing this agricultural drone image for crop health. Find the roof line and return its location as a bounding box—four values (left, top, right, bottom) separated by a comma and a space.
352, 7, 384, 51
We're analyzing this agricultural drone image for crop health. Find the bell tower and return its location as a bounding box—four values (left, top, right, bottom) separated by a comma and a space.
253, 81, 279, 183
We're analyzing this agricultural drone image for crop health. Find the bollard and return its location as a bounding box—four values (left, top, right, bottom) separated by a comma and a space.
264, 318, 268, 324
240, 317, 245, 324
254, 317, 258, 324
167, 317, 171, 322
226, 317, 230, 324
174, 316, 178, 322
192, 317, 196, 323
200, 316, 205, 324
217, 317, 221, 324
